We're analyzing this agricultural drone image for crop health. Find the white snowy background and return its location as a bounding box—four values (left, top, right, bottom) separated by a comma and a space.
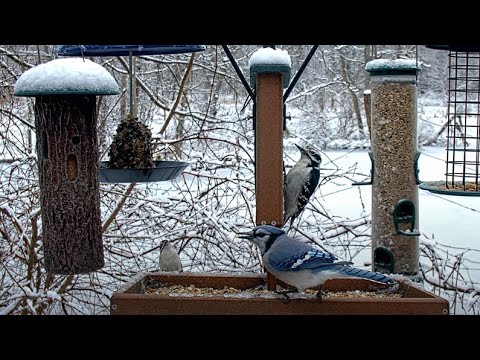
0, 45, 479, 315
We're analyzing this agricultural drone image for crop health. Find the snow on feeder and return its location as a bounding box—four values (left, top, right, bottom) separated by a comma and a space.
365, 59, 421, 278
420, 45, 480, 196
56, 45, 205, 183
14, 58, 119, 274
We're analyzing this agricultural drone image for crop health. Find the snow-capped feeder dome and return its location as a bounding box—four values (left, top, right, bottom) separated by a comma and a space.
13, 58, 119, 275
365, 58, 421, 279
14, 58, 119, 96
249, 47, 291, 88
365, 59, 420, 79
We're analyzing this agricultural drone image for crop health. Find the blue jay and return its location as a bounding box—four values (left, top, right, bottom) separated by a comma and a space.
239, 225, 396, 300
159, 240, 183, 272
284, 144, 322, 227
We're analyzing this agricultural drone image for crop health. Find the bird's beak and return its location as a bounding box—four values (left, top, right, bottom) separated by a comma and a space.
237, 230, 254, 240
295, 143, 305, 152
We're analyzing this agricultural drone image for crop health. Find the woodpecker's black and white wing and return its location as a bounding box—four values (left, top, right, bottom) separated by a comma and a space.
284, 145, 321, 225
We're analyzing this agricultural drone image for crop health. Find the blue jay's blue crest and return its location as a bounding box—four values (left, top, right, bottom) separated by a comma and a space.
239, 225, 396, 296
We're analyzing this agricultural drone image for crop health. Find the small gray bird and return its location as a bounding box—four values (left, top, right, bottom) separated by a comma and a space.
284, 144, 322, 227
159, 240, 183, 272
239, 225, 396, 300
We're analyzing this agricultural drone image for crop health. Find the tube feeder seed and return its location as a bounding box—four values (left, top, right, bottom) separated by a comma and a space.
365, 59, 421, 279
14, 58, 119, 275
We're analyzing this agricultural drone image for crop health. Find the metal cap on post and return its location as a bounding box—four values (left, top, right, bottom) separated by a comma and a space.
249, 47, 291, 290
14, 58, 119, 274
366, 59, 421, 279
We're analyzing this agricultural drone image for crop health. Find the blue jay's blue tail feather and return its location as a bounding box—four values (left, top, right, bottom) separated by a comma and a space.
333, 266, 396, 285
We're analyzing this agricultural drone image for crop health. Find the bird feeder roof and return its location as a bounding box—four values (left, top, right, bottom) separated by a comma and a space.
249, 47, 292, 88
365, 59, 420, 76
426, 45, 480, 52
55, 45, 206, 57
14, 58, 119, 96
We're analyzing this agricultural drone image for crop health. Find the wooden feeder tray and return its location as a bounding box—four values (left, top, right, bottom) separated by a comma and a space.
419, 181, 480, 197
110, 272, 449, 315
99, 161, 189, 183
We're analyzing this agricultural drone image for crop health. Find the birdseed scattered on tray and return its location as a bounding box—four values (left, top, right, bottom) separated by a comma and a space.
145, 284, 402, 299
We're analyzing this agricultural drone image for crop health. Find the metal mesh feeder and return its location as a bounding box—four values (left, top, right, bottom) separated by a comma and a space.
420, 45, 480, 196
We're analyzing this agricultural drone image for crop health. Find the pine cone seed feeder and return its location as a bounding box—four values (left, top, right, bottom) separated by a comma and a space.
56, 45, 205, 183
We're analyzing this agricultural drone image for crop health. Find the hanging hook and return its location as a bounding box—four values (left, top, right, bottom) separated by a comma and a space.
80, 45, 86, 62
128, 49, 134, 117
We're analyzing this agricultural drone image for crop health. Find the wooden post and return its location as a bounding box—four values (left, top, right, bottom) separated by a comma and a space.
14, 58, 119, 274
255, 73, 284, 227
250, 48, 291, 290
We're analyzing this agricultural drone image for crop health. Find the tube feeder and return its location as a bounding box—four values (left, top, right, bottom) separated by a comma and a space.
366, 59, 421, 278
14, 58, 119, 274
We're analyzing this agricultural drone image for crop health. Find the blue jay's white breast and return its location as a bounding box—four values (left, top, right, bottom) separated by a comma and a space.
263, 261, 344, 293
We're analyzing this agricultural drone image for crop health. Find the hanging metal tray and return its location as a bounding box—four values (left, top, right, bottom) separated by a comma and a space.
56, 45, 206, 57
99, 161, 189, 183
419, 181, 480, 197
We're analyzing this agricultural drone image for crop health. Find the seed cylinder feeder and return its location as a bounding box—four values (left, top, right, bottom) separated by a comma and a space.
249, 47, 291, 227
365, 59, 421, 277
14, 58, 119, 274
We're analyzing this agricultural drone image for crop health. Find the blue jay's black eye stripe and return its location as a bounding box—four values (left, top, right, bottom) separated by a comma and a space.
264, 237, 275, 252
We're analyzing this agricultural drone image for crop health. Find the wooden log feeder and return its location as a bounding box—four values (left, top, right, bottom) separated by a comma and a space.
14, 58, 119, 274
365, 59, 421, 278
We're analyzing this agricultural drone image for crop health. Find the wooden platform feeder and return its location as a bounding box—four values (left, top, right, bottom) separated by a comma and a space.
14, 58, 119, 274
110, 272, 449, 315
108, 47, 449, 314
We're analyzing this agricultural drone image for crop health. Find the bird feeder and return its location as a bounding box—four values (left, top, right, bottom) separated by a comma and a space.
56, 45, 205, 183
249, 47, 291, 227
365, 59, 421, 278
420, 45, 480, 196
14, 58, 119, 274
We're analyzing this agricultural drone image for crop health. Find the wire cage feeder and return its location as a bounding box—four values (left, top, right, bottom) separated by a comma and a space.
420, 45, 480, 196
56, 45, 206, 183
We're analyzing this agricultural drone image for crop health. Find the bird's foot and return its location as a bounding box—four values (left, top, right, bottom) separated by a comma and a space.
275, 289, 298, 304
